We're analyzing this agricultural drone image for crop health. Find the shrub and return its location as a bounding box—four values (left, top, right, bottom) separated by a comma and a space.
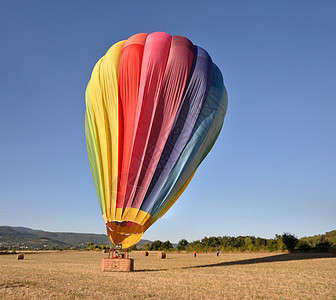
297, 241, 312, 252
315, 241, 332, 252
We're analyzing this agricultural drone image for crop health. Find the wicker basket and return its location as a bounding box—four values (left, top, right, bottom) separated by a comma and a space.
102, 258, 134, 272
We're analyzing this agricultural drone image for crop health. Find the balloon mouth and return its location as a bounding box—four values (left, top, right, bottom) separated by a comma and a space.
113, 221, 138, 228
106, 221, 144, 248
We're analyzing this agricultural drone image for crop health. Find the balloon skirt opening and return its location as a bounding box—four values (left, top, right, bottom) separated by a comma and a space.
106, 222, 144, 248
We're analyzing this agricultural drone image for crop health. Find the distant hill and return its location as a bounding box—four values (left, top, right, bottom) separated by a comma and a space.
0, 226, 151, 250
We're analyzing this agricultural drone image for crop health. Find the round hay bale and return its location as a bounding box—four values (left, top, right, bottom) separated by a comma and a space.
17, 253, 24, 260
102, 249, 107, 253
143, 251, 149, 256
158, 252, 166, 259
330, 246, 336, 256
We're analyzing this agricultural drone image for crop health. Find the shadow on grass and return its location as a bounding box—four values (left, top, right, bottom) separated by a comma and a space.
182, 252, 334, 270
133, 268, 168, 272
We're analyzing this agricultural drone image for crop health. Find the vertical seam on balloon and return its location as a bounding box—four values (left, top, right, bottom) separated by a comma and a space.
139, 46, 205, 215
118, 35, 148, 219
149, 63, 223, 218
143, 49, 214, 218
124, 34, 171, 226
134, 37, 195, 231
129, 50, 171, 224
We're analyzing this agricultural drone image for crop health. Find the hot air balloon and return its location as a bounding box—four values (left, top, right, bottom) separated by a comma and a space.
85, 32, 228, 249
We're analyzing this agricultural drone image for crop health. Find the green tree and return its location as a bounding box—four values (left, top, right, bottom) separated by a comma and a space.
162, 240, 173, 250
281, 233, 298, 252
177, 239, 189, 250
189, 240, 202, 252
219, 236, 230, 249
151, 240, 163, 251
255, 237, 267, 248
141, 242, 151, 251
266, 238, 279, 251
244, 236, 253, 247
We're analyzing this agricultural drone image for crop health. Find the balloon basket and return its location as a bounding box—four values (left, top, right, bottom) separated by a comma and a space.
101, 248, 134, 272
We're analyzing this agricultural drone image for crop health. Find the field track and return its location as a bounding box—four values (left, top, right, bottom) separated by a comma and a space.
0, 251, 335, 299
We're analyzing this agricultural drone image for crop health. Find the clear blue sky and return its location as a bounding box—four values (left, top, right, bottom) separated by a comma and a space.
1, 0, 335, 243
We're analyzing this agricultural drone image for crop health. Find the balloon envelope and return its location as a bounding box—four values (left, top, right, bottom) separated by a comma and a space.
85, 32, 228, 248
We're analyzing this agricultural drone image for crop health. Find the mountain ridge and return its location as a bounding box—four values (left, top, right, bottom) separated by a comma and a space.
0, 226, 151, 250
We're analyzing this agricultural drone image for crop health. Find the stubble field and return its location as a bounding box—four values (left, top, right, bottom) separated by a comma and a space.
0, 251, 335, 299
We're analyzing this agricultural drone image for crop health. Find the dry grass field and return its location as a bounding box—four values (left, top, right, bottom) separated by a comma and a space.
0, 251, 335, 299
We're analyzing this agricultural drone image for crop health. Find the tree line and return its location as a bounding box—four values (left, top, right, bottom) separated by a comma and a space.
175, 233, 334, 253
7, 230, 331, 252
138, 233, 333, 253
84, 230, 335, 253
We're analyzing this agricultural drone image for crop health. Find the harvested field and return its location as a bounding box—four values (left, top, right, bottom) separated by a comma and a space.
0, 251, 335, 299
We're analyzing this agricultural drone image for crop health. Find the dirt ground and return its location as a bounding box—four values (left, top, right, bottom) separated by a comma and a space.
0, 251, 335, 299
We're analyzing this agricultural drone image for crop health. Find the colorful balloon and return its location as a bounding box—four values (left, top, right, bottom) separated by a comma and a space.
85, 32, 228, 248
